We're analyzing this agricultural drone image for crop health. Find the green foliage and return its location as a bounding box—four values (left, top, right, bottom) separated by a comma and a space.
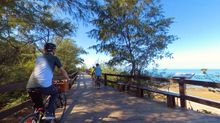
101, 64, 121, 74
99, 63, 124, 81
80, 65, 88, 72
0, 40, 19, 65
0, 41, 35, 85
55, 38, 87, 73
89, 0, 177, 75
0, 90, 28, 111
0, 0, 98, 50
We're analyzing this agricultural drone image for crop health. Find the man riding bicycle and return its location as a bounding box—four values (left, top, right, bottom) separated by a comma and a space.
94, 63, 102, 89
26, 43, 70, 120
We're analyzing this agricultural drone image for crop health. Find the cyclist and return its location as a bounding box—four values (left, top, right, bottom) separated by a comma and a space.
94, 63, 102, 88
91, 66, 95, 80
26, 43, 70, 120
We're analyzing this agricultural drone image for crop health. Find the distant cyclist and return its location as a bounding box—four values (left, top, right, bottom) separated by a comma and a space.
91, 66, 95, 80
26, 43, 70, 120
94, 63, 102, 88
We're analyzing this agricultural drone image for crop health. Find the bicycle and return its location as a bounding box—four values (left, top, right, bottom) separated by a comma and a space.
20, 80, 69, 123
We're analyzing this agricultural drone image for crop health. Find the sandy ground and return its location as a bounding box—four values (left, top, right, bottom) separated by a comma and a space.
159, 84, 220, 115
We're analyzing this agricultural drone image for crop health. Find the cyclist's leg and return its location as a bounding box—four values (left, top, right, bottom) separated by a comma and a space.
40, 85, 58, 119
27, 88, 43, 109
95, 76, 98, 88
97, 76, 101, 88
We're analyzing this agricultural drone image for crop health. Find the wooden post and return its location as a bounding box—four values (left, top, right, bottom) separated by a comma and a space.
167, 95, 175, 108
127, 76, 131, 91
135, 86, 142, 97
140, 88, 144, 97
122, 84, 125, 91
117, 83, 121, 91
127, 85, 130, 91
179, 79, 186, 108
104, 74, 107, 86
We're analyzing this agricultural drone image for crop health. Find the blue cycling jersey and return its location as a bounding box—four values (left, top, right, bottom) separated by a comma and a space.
95, 66, 102, 76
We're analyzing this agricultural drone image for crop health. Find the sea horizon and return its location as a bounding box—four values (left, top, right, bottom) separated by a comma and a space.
148, 68, 220, 83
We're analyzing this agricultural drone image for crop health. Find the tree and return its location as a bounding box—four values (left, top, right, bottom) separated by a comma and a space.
0, 0, 95, 111
0, 0, 96, 83
0, 40, 36, 84
55, 38, 87, 73
80, 64, 88, 72
0, 0, 97, 49
89, 0, 177, 75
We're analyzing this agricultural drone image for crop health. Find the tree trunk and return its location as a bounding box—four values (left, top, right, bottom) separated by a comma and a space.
130, 61, 136, 76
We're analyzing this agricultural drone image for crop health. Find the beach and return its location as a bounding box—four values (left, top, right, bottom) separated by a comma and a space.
159, 84, 220, 115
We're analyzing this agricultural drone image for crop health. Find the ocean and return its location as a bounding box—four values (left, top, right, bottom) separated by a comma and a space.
148, 69, 220, 83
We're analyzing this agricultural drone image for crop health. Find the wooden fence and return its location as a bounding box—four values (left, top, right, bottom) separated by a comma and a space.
102, 73, 220, 109
0, 72, 78, 120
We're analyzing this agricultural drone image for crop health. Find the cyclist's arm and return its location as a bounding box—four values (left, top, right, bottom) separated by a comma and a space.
59, 67, 70, 80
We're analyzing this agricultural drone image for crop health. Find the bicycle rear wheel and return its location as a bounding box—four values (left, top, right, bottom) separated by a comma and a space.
19, 113, 40, 123
55, 93, 67, 120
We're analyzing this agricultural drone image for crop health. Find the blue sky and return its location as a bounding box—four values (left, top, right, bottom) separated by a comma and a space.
74, 0, 220, 69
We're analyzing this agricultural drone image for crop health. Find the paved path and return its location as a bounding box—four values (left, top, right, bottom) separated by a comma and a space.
61, 73, 220, 123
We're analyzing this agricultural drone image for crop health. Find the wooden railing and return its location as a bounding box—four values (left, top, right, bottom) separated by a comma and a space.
102, 73, 220, 109
0, 72, 78, 120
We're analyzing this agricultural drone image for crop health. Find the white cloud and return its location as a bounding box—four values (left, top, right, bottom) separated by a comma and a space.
81, 53, 110, 68
80, 47, 220, 69
157, 49, 220, 69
